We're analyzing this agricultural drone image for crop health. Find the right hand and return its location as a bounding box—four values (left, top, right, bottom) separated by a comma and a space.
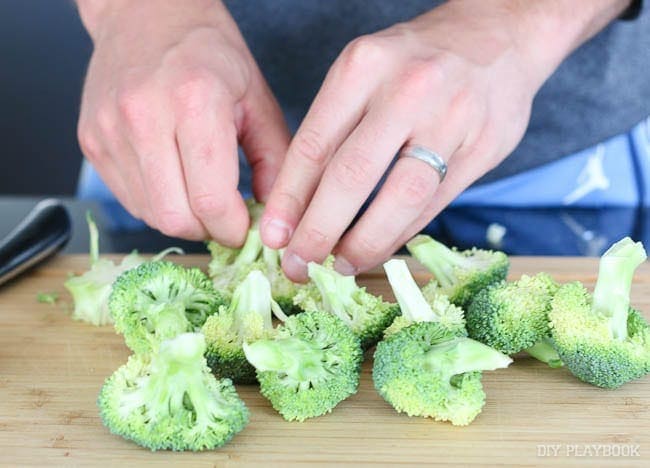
77, 0, 290, 245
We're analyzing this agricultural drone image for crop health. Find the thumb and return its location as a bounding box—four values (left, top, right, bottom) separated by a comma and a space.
239, 73, 291, 202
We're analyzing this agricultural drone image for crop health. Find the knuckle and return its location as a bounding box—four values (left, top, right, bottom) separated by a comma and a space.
301, 226, 330, 251
189, 192, 228, 219
329, 151, 374, 191
156, 210, 201, 239
391, 172, 433, 207
353, 234, 385, 259
172, 68, 216, 117
341, 35, 386, 71
95, 105, 119, 139
451, 87, 479, 116
291, 128, 330, 165
269, 190, 304, 220
116, 87, 150, 133
399, 59, 445, 96
77, 124, 101, 161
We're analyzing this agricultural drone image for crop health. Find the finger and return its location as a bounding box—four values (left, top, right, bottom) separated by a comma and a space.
391, 143, 497, 253
333, 127, 465, 274
176, 92, 249, 246
280, 102, 413, 281
261, 39, 387, 249
238, 74, 291, 203
118, 92, 208, 241
102, 131, 153, 223
82, 134, 141, 218
78, 128, 141, 219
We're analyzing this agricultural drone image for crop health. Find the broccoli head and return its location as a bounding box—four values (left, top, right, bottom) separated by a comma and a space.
373, 321, 512, 426
65, 212, 181, 326
243, 310, 362, 421
466, 273, 562, 367
98, 333, 249, 451
207, 200, 300, 315
382, 259, 465, 337
203, 270, 287, 383
406, 235, 509, 309
549, 237, 650, 388
293, 259, 399, 349
109, 261, 226, 354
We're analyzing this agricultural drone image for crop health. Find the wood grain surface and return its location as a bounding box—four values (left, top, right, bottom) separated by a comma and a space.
1, 255, 649, 467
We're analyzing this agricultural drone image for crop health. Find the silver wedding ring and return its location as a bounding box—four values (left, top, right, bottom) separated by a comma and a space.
400, 145, 447, 182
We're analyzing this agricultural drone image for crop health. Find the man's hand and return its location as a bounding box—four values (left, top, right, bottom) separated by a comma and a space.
261, 0, 631, 281
76, 0, 289, 246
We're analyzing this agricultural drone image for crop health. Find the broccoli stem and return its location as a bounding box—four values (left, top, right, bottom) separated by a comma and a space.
406, 235, 472, 290
524, 338, 563, 368
383, 259, 435, 322
243, 338, 326, 388
424, 337, 513, 377
230, 270, 285, 332
307, 263, 358, 325
151, 247, 184, 261
233, 229, 264, 268
592, 237, 646, 341
150, 303, 191, 340
263, 245, 280, 268
86, 211, 99, 266
144, 333, 229, 423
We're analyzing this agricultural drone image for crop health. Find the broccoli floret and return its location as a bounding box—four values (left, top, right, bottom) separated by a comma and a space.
243, 311, 362, 421
98, 333, 248, 451
65, 212, 181, 326
373, 321, 512, 426
203, 270, 287, 383
109, 261, 226, 354
406, 235, 509, 309
466, 273, 562, 367
207, 200, 300, 315
382, 259, 465, 337
549, 237, 650, 388
293, 259, 399, 349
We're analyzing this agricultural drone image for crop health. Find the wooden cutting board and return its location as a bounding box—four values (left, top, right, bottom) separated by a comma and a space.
1, 255, 649, 466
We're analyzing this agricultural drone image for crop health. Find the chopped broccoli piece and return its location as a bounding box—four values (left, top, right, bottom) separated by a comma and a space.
65, 212, 181, 326
207, 200, 300, 315
37, 292, 59, 305
466, 273, 562, 367
243, 311, 362, 421
549, 237, 650, 388
203, 270, 287, 383
109, 261, 226, 354
383, 259, 465, 337
293, 259, 399, 349
98, 333, 248, 451
373, 321, 512, 426
407, 235, 509, 309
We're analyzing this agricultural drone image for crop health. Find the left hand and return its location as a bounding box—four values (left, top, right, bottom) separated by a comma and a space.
260, 0, 626, 281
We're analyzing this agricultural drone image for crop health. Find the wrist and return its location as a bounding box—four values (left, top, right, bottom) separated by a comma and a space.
75, 0, 129, 41
75, 0, 223, 43
500, 0, 632, 85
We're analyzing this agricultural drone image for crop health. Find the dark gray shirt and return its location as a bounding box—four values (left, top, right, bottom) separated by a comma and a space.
225, 1, 650, 184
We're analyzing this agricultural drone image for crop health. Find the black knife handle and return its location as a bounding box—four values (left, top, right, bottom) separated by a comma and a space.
0, 199, 72, 287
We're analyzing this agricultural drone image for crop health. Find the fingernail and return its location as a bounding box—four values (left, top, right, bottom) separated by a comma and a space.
334, 255, 358, 276
282, 251, 308, 282
261, 216, 292, 247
